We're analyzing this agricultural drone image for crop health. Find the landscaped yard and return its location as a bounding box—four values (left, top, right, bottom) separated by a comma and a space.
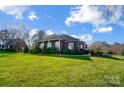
0, 51, 124, 87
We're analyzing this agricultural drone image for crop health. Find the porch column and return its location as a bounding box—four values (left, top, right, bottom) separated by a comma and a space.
47, 40, 51, 48
8, 45, 10, 49
78, 42, 80, 51
6, 45, 8, 49
43, 40, 44, 48
59, 38, 61, 51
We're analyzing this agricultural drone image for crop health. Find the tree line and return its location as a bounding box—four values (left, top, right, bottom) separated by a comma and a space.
88, 41, 124, 56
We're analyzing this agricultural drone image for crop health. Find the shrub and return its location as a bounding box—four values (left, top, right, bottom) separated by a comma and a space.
41, 47, 48, 54
96, 51, 103, 56
23, 46, 29, 53
49, 47, 58, 54
63, 49, 70, 54
30, 47, 41, 54
89, 50, 104, 56
62, 49, 89, 55
89, 50, 95, 56
70, 50, 78, 55
79, 49, 89, 55
41, 47, 58, 54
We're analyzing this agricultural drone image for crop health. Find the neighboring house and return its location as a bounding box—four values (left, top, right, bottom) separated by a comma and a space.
0, 38, 27, 52
36, 34, 88, 51
0, 39, 10, 50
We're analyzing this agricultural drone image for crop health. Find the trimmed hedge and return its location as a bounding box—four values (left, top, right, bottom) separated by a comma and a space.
30, 47, 41, 54
42, 47, 59, 54
29, 47, 88, 55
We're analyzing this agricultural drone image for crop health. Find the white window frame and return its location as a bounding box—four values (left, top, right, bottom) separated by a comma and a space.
80, 44, 83, 49
55, 42, 60, 49
47, 42, 52, 48
68, 42, 74, 50
40, 43, 44, 49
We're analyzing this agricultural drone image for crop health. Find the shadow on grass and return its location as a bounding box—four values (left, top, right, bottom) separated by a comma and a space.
100, 55, 124, 61
45, 55, 92, 61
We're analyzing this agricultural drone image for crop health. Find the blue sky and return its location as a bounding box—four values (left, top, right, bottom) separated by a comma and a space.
0, 5, 124, 44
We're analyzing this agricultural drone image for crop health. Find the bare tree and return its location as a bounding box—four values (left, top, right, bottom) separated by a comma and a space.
31, 30, 46, 48
0, 29, 10, 44
0, 24, 31, 52
32, 30, 46, 41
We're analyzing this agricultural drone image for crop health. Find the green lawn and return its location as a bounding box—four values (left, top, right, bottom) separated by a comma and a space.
0, 52, 124, 87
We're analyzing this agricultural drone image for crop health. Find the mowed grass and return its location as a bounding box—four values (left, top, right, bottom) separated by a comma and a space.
0, 52, 124, 87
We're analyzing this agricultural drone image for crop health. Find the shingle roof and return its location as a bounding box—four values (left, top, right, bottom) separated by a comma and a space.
43, 34, 61, 41
39, 34, 79, 42
61, 34, 79, 41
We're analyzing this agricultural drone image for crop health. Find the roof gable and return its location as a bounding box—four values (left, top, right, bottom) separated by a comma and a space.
61, 34, 79, 41
39, 34, 79, 42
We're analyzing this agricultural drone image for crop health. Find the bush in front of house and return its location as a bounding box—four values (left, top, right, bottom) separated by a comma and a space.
62, 49, 70, 54
30, 46, 88, 55
30, 47, 41, 54
41, 47, 58, 54
70, 50, 78, 55
23, 46, 29, 53
79, 49, 89, 55
62, 49, 87, 55
49, 47, 58, 54
62, 49, 89, 55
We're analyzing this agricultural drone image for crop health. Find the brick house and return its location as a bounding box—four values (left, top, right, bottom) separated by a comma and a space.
36, 34, 87, 51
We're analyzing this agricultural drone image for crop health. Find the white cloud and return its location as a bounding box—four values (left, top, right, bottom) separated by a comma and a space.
65, 6, 124, 27
104, 6, 123, 24
65, 6, 104, 26
93, 26, 113, 33
0, 5, 28, 19
65, 5, 124, 34
29, 29, 39, 37
46, 30, 54, 36
61, 30, 68, 34
28, 12, 38, 21
79, 34, 93, 44
71, 34, 93, 44
71, 35, 78, 38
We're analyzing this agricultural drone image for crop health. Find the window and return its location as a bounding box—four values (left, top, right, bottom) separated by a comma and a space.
80, 44, 83, 49
47, 42, 52, 48
40, 43, 44, 49
8, 45, 10, 49
68, 42, 74, 49
55, 42, 60, 49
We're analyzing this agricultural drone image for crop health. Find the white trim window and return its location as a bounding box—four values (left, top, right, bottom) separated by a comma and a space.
68, 42, 74, 50
55, 42, 60, 49
40, 43, 44, 49
80, 44, 83, 49
47, 42, 52, 48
